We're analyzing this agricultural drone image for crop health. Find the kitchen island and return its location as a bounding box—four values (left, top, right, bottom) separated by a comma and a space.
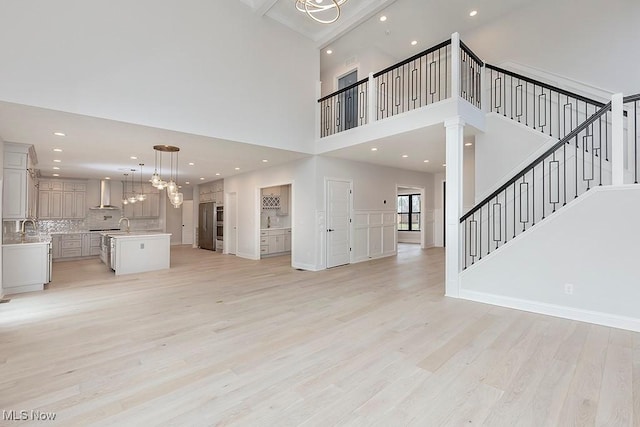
2, 236, 51, 294
108, 232, 171, 276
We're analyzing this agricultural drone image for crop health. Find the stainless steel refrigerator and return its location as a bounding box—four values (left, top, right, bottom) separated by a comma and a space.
198, 202, 215, 250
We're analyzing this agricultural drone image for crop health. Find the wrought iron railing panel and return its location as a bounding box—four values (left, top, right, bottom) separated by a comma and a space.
486, 64, 606, 145
624, 94, 640, 184
374, 39, 452, 121
318, 77, 369, 138
460, 41, 483, 108
460, 104, 613, 270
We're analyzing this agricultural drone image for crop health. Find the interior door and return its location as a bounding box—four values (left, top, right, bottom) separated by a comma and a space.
338, 70, 358, 131
182, 200, 194, 245
227, 193, 237, 255
326, 179, 351, 268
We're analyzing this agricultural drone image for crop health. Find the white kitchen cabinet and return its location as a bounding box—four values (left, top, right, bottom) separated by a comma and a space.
123, 185, 160, 218
63, 191, 86, 219
261, 228, 291, 256
3, 168, 28, 219
82, 233, 101, 256
2, 242, 49, 294
279, 185, 289, 215
40, 181, 64, 191
38, 190, 63, 219
4, 151, 28, 169
52, 235, 61, 259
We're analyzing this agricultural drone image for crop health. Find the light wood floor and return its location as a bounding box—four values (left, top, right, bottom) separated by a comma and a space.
1, 244, 638, 426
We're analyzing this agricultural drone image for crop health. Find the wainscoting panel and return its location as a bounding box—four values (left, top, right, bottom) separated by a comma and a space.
352, 210, 397, 263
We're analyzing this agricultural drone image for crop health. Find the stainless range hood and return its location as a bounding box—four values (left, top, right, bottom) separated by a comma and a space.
90, 180, 120, 210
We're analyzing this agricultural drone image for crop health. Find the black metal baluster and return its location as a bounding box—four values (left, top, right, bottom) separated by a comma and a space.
575, 134, 578, 198
532, 168, 536, 225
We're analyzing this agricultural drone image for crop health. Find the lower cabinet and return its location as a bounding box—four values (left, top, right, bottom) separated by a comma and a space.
260, 228, 291, 257
53, 233, 102, 260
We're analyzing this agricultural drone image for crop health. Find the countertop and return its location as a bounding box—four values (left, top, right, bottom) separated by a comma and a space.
50, 229, 163, 235
3, 236, 51, 246
260, 227, 291, 231
108, 232, 171, 239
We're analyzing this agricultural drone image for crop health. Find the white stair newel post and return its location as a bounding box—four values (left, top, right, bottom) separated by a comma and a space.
445, 116, 465, 298
368, 72, 376, 125
612, 93, 624, 185
451, 32, 461, 99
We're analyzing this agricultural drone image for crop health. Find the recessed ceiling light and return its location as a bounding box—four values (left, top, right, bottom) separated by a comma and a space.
465, 142, 473, 146
53, 159, 61, 163
379, 15, 387, 22
188, 162, 195, 166
423, 160, 430, 163
262, 159, 268, 163
105, 177, 111, 180
371, 147, 378, 151
326, 49, 333, 55
235, 167, 240, 170
443, 163, 447, 167
215, 173, 221, 176
130, 156, 138, 160
469, 10, 478, 17
411, 40, 418, 46
402, 154, 409, 158
178, 185, 182, 189
52, 173, 60, 177
185, 181, 190, 185
52, 166, 60, 170
200, 177, 205, 180
53, 148, 63, 152
53, 132, 65, 137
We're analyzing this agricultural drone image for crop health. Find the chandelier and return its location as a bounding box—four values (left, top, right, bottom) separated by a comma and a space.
121, 166, 147, 205
150, 145, 183, 208
296, 0, 348, 24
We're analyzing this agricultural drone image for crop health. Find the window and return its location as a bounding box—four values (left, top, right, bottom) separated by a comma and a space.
397, 194, 421, 231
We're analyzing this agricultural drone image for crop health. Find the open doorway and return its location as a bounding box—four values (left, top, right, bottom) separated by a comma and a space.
396, 185, 426, 249
259, 183, 292, 261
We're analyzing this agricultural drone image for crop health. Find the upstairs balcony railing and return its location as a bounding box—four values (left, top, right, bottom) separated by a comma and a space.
624, 94, 640, 184
318, 34, 484, 138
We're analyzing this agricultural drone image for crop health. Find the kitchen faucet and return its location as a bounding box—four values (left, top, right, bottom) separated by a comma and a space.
20, 218, 37, 237
118, 217, 130, 233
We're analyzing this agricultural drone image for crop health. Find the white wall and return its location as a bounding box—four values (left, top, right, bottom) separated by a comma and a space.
320, 46, 398, 98
0, 136, 3, 297
316, 156, 435, 263
0, 1, 318, 153
460, 186, 640, 331
165, 198, 183, 245
223, 157, 318, 270
474, 113, 556, 203
463, 0, 640, 94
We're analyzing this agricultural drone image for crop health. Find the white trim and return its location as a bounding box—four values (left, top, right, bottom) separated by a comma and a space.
236, 251, 259, 261
459, 289, 640, 333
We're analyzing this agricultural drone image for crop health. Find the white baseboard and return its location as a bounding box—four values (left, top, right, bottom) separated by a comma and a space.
459, 289, 640, 332
236, 251, 259, 261
292, 262, 321, 271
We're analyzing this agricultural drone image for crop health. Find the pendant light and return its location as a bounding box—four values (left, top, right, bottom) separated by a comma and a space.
136, 163, 147, 201
150, 145, 183, 208
122, 174, 130, 205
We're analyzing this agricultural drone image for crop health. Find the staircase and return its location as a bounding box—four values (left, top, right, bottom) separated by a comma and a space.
461, 64, 639, 270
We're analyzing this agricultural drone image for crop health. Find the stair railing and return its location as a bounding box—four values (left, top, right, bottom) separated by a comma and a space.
460, 41, 483, 108
624, 94, 640, 184
460, 102, 612, 270
318, 77, 369, 138
373, 39, 452, 120
486, 64, 607, 147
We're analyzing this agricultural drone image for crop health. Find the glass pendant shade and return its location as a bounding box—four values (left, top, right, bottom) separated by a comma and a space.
171, 192, 183, 207
136, 193, 147, 201
166, 180, 177, 195
156, 180, 167, 190
122, 199, 129, 205
128, 196, 137, 204
151, 173, 161, 187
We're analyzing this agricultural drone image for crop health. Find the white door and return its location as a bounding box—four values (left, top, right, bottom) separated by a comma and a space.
182, 200, 194, 245
227, 193, 237, 255
326, 179, 351, 268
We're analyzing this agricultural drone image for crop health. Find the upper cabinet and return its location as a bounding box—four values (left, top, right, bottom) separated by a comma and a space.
3, 143, 37, 220
199, 179, 224, 204
261, 185, 290, 215
123, 184, 160, 218
39, 179, 87, 219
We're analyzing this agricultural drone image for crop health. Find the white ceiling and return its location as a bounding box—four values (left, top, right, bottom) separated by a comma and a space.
0, 101, 309, 190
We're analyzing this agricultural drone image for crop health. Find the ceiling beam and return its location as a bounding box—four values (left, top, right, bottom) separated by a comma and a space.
255, 0, 279, 16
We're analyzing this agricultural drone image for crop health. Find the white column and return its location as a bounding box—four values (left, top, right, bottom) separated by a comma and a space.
367, 72, 376, 125
444, 117, 465, 298
451, 32, 461, 100
612, 93, 624, 185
